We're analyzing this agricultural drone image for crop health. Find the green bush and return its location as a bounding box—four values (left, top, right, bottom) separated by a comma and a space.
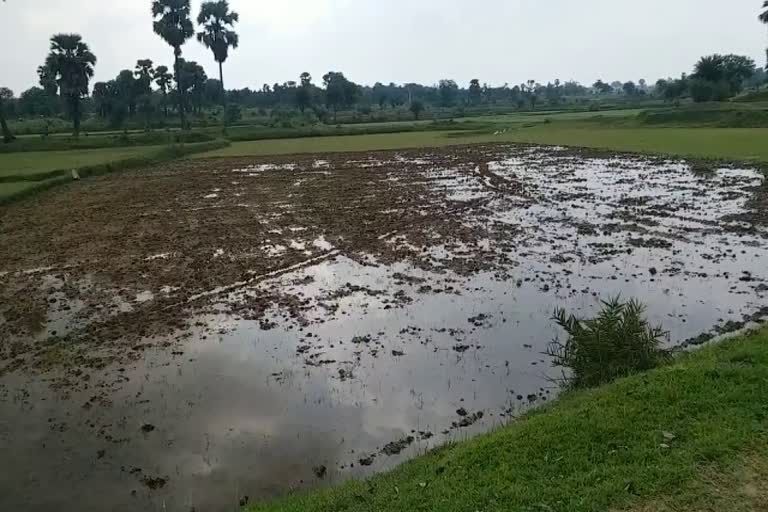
689, 79, 732, 103
547, 297, 670, 389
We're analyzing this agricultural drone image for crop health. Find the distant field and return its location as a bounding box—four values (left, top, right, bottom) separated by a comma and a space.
198, 131, 468, 157
198, 125, 768, 164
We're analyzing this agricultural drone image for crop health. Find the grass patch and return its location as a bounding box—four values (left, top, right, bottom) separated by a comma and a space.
0, 146, 169, 178
198, 131, 473, 157
503, 126, 768, 163
0, 140, 229, 204
0, 130, 216, 154
251, 327, 768, 512
197, 126, 768, 165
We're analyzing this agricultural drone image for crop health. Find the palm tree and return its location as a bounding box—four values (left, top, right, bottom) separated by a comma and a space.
154, 65, 173, 117
152, 0, 194, 130
42, 34, 96, 136
135, 60, 155, 131
197, 0, 239, 93
0, 0, 15, 142
761, 2, 768, 71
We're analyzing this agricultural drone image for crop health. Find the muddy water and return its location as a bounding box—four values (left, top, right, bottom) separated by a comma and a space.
2, 147, 767, 511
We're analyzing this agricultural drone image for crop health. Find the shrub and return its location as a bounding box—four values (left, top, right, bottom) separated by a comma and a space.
689, 79, 732, 103
547, 297, 670, 389
224, 103, 242, 125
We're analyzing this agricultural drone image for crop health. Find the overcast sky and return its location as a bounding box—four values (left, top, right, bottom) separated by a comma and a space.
1, 0, 766, 94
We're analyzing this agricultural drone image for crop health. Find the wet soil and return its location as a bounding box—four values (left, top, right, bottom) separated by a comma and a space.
1, 144, 766, 511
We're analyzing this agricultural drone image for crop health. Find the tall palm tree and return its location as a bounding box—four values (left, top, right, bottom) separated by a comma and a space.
197, 0, 239, 93
761, 2, 768, 71
0, 0, 15, 142
154, 65, 173, 117
152, 0, 194, 130
42, 34, 97, 136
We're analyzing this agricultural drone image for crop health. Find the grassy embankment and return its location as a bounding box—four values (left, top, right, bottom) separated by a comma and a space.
251, 328, 768, 512
0, 140, 229, 203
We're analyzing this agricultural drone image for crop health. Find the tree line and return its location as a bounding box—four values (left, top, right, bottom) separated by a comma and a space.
1, 0, 768, 141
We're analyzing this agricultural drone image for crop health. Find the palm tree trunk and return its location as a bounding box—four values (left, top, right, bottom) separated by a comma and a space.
219, 61, 228, 134
0, 96, 15, 143
71, 96, 81, 137
174, 52, 188, 130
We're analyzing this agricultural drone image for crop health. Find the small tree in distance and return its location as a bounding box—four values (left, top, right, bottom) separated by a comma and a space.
296, 72, 313, 113
410, 100, 424, 120
0, 87, 15, 143
154, 65, 173, 117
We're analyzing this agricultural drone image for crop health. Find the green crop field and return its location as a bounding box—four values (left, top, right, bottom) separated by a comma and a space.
197, 124, 768, 164
0, 146, 164, 178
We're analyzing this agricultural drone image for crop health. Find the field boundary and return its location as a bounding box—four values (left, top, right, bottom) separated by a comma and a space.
0, 139, 230, 205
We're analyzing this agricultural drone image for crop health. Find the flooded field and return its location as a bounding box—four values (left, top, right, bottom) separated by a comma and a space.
1, 144, 767, 511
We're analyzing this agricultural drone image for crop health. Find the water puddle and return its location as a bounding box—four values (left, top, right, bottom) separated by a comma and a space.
1, 145, 767, 511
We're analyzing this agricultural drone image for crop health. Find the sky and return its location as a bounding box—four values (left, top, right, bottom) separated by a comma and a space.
1, 0, 766, 94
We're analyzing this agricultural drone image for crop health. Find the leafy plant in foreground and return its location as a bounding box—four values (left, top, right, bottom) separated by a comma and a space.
547, 297, 670, 389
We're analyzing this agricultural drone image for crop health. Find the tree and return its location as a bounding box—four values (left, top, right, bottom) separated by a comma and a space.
593, 79, 612, 94
176, 59, 208, 114
41, 34, 97, 136
92, 81, 112, 118
410, 100, 425, 120
135, 59, 155, 93
322, 72, 359, 121
524, 80, 539, 109
468, 79, 482, 105
622, 81, 637, 96
0, 0, 14, 143
438, 79, 458, 107
152, 0, 194, 129
692, 54, 756, 100
296, 72, 313, 113
18, 87, 57, 117
0, 87, 15, 143
135, 60, 155, 129
659, 78, 687, 102
763, 2, 768, 70
197, 0, 239, 95
154, 65, 173, 117
115, 69, 138, 115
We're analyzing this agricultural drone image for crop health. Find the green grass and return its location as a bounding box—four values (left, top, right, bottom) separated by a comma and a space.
0, 146, 165, 177
0, 140, 229, 203
198, 125, 768, 164
198, 131, 466, 157
503, 126, 768, 162
251, 328, 768, 512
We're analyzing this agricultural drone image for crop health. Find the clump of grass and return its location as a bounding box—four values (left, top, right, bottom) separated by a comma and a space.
547, 297, 670, 389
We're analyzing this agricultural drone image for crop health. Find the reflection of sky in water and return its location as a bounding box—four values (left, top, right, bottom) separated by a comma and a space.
2, 149, 767, 511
